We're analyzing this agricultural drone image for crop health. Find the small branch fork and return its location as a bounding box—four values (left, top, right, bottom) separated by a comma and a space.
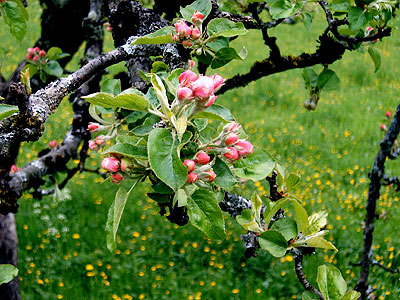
295, 254, 325, 300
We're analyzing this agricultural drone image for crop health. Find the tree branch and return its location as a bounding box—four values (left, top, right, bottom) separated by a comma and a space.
295, 254, 325, 300
355, 103, 400, 299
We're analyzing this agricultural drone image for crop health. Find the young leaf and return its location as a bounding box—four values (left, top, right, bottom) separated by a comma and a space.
286, 173, 300, 190
207, 18, 248, 38
340, 291, 361, 300
368, 46, 381, 73
46, 47, 70, 60
317, 264, 347, 300
317, 69, 340, 91
103, 143, 148, 160
306, 237, 338, 251
131, 26, 174, 45
305, 211, 328, 236
176, 115, 188, 141
348, 7, 370, 32
271, 218, 297, 240
211, 46, 248, 69
43, 60, 63, 77
302, 12, 313, 31
292, 200, 308, 234
148, 128, 187, 191
329, 0, 351, 12
1, 1, 27, 41
213, 157, 237, 190
0, 264, 18, 285
101, 78, 121, 95
8, 0, 28, 20
172, 188, 188, 207
259, 230, 288, 257
236, 209, 264, 233
0, 104, 19, 121
251, 192, 263, 225
269, 0, 302, 19
187, 189, 226, 239
234, 148, 275, 181
105, 185, 136, 253
194, 104, 235, 122
302, 291, 318, 300
180, 0, 212, 22
303, 67, 318, 90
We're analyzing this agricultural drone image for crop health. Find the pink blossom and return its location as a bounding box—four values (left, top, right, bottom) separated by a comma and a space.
191, 27, 200, 40
27, 48, 35, 56
380, 124, 387, 131
225, 133, 238, 146
174, 19, 191, 37
88, 122, 100, 132
205, 95, 217, 107
202, 169, 216, 183
111, 173, 124, 184
191, 76, 214, 101
223, 122, 240, 133
177, 87, 193, 101
182, 40, 193, 48
385, 111, 393, 117
101, 157, 120, 173
88, 140, 98, 150
187, 172, 199, 183
39, 50, 46, 57
191, 11, 204, 25
195, 151, 210, 165
210, 74, 225, 91
49, 140, 59, 148
224, 147, 239, 162
26, 54, 32, 60
95, 135, 105, 145
235, 140, 254, 156
183, 159, 196, 172
10, 165, 19, 174
33, 56, 39, 62
189, 60, 195, 69
179, 70, 198, 86
34, 47, 40, 52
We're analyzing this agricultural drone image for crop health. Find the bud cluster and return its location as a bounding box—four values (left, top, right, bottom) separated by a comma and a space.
26, 47, 47, 64
101, 154, 136, 185
183, 151, 216, 186
87, 122, 112, 151
172, 11, 203, 48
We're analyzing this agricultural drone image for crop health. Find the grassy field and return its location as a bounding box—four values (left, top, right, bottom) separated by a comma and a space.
2, 1, 400, 299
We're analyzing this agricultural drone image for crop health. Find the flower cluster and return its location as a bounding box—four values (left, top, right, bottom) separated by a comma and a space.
26, 47, 47, 64
87, 122, 110, 151
101, 155, 134, 184
172, 11, 203, 48
184, 122, 254, 185
380, 110, 393, 131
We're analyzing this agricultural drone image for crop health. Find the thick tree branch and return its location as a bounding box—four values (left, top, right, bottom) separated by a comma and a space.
355, 103, 400, 299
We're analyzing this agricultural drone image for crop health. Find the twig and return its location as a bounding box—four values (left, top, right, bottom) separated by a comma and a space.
295, 254, 325, 300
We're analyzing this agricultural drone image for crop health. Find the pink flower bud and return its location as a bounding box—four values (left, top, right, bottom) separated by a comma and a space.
10, 165, 19, 174
111, 173, 124, 184
191, 11, 204, 25
179, 70, 198, 86
189, 60, 195, 69
95, 135, 105, 145
177, 86, 193, 101
210, 74, 225, 91
191, 27, 200, 40
182, 40, 193, 48
33, 56, 39, 62
223, 122, 240, 133
224, 147, 239, 162
192, 76, 214, 101
385, 111, 392, 117
39, 50, 46, 57
205, 95, 217, 107
34, 47, 40, 52
202, 169, 216, 183
26, 54, 32, 60
380, 124, 387, 131
88, 122, 100, 132
183, 159, 196, 172
174, 19, 191, 37
225, 133, 238, 146
49, 140, 59, 148
187, 172, 199, 183
195, 151, 210, 165
101, 157, 120, 173
172, 34, 181, 43
27, 48, 35, 56
88, 140, 98, 150
235, 140, 254, 157
120, 157, 133, 173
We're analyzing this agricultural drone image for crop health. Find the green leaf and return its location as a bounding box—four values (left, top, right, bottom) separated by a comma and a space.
234, 148, 275, 181
303, 67, 318, 90
46, 47, 70, 60
0, 104, 19, 121
105, 186, 135, 253
101, 78, 121, 96
305, 211, 328, 236
317, 69, 340, 91
1, 1, 27, 41
213, 157, 237, 189
303, 12, 313, 31
211, 46, 248, 69
43, 60, 63, 77
263, 197, 292, 226
271, 218, 297, 240
368, 46, 381, 72
340, 291, 361, 300
131, 26, 174, 45
207, 37, 229, 52
269, 0, 302, 19
0, 264, 18, 285
151, 61, 169, 73
193, 118, 208, 131
176, 115, 188, 141
306, 237, 338, 251
194, 104, 235, 122
286, 173, 300, 190
207, 18, 248, 38
329, 0, 351, 12
148, 128, 187, 191
83, 89, 150, 111
302, 291, 318, 300
259, 230, 288, 257
131, 125, 153, 136
103, 143, 148, 160
317, 264, 347, 300
292, 200, 308, 234
173, 188, 188, 207
187, 189, 226, 239
180, 0, 212, 22
348, 7, 370, 32
251, 192, 263, 225
236, 209, 264, 233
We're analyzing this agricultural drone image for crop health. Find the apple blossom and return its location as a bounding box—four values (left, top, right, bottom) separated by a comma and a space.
187, 172, 199, 183
179, 70, 198, 86
195, 151, 210, 165
224, 147, 239, 162
111, 173, 124, 184
225, 133, 238, 146
191, 76, 214, 101
191, 11, 204, 25
236, 140, 254, 156
183, 159, 196, 172
101, 157, 120, 173
205, 95, 217, 108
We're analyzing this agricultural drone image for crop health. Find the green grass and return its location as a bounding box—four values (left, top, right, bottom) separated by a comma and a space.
2, 1, 400, 299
